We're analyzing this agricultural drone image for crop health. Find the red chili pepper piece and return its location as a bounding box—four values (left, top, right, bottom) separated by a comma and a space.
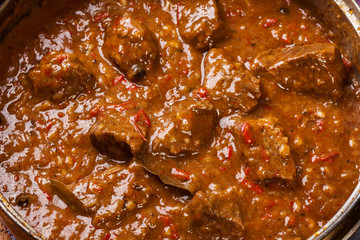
112, 74, 124, 86
94, 12, 109, 22
113, 16, 120, 29
133, 109, 150, 126
103, 233, 111, 240
263, 18, 278, 28
88, 105, 102, 119
43, 191, 52, 201
171, 168, 190, 181
240, 122, 255, 144
46, 122, 53, 132
130, 118, 147, 141
127, 84, 137, 91
226, 146, 232, 159
194, 87, 207, 98
311, 152, 339, 164
130, 109, 151, 141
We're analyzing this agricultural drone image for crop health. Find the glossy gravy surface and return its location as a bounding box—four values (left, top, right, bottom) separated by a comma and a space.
0, 0, 359, 239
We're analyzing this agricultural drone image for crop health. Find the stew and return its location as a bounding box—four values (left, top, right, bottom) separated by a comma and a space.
0, 0, 359, 239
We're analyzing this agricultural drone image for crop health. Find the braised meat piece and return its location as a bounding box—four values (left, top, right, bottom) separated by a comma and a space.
204, 48, 261, 112
27, 51, 92, 102
90, 105, 150, 159
180, 187, 244, 238
253, 43, 347, 100
177, 0, 224, 49
150, 99, 216, 156
91, 163, 153, 228
51, 162, 153, 228
234, 118, 296, 181
103, 13, 158, 80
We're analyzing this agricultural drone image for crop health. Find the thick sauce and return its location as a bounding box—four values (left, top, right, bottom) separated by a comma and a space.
0, 0, 359, 239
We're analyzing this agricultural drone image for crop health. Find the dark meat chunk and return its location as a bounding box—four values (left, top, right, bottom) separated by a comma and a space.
150, 99, 216, 156
179, 187, 244, 238
253, 43, 347, 100
177, 0, 224, 49
91, 163, 153, 228
90, 105, 149, 159
104, 13, 158, 80
204, 48, 261, 112
27, 51, 92, 102
234, 118, 296, 181
53, 162, 153, 228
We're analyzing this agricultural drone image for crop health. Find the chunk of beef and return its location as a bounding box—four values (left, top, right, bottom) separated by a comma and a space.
204, 48, 261, 112
90, 105, 149, 159
253, 43, 347, 100
27, 51, 92, 102
91, 164, 153, 228
234, 118, 296, 181
104, 13, 158, 80
180, 187, 244, 238
150, 99, 216, 156
177, 0, 224, 49
55, 162, 153, 228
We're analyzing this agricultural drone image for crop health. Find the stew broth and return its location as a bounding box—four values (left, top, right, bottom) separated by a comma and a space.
0, 0, 359, 239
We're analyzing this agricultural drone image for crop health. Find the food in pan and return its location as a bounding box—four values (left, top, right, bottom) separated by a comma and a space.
0, 0, 359, 239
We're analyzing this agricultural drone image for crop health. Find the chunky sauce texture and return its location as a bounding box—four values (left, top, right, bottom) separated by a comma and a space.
0, 0, 360, 239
